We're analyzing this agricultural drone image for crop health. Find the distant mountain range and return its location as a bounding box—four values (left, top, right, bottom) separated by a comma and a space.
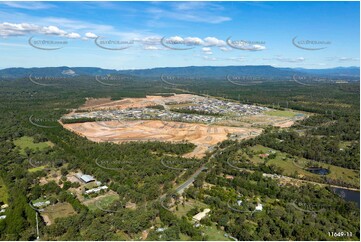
0, 65, 359, 80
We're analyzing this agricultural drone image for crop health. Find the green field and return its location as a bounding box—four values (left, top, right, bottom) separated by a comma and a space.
28, 166, 46, 173
115, 231, 132, 240
203, 224, 231, 241
339, 141, 354, 149
264, 110, 298, 117
13, 136, 53, 156
0, 177, 8, 204
32, 197, 48, 204
179, 233, 192, 241
173, 199, 208, 218
86, 193, 120, 211
248, 145, 359, 188
41, 202, 77, 224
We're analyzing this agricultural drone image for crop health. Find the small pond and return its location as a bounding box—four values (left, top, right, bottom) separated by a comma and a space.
306, 167, 330, 175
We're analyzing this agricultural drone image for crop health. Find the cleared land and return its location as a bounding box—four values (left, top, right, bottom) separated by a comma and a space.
41, 202, 76, 226
248, 145, 360, 188
82, 97, 112, 108
64, 120, 262, 158
173, 199, 207, 217
62, 95, 306, 158
84, 191, 120, 211
79, 94, 200, 111
13, 136, 53, 156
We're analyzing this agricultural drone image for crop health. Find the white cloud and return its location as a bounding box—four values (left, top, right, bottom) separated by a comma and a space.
144, 45, 161, 50
0, 22, 38, 37
338, 57, 359, 62
203, 56, 217, 61
0, 22, 82, 39
250, 44, 266, 51
220, 46, 231, 52
227, 39, 266, 51
227, 57, 246, 62
203, 37, 226, 47
1, 2, 54, 10
85, 32, 98, 39
202, 47, 213, 55
146, 2, 231, 24
184, 37, 203, 45
276, 57, 305, 63
141, 36, 161, 45
42, 25, 67, 35
165, 36, 184, 43
65, 32, 81, 39
163, 36, 227, 47
174, 2, 207, 11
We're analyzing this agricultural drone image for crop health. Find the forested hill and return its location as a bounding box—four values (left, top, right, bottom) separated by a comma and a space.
0, 65, 359, 79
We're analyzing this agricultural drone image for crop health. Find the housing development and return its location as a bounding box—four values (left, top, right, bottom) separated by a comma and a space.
63, 95, 268, 124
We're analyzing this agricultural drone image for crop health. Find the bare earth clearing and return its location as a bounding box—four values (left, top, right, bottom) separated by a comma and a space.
64, 120, 262, 158
80, 94, 198, 111
63, 94, 304, 158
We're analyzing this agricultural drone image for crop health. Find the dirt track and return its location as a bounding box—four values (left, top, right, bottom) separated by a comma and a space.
63, 120, 261, 158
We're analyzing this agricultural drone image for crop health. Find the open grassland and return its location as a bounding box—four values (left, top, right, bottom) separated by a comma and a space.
41, 202, 77, 226
203, 224, 231, 241
28, 165, 46, 173
264, 110, 299, 117
13, 136, 53, 156
84, 192, 120, 211
339, 141, 354, 149
173, 199, 208, 218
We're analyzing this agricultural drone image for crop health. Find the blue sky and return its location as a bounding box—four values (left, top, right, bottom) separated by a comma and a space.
0, 1, 359, 69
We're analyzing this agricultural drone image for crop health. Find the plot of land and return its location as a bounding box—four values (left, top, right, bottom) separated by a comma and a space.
28, 166, 46, 173
249, 145, 359, 188
14, 136, 53, 156
173, 199, 208, 218
238, 113, 303, 128
82, 97, 112, 108
41, 202, 76, 226
64, 120, 261, 158
264, 110, 299, 118
84, 191, 120, 211
79, 94, 201, 111
203, 224, 231, 241
39, 171, 62, 186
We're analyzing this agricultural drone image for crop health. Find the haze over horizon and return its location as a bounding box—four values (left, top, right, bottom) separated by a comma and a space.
0, 64, 360, 71
0, 1, 359, 69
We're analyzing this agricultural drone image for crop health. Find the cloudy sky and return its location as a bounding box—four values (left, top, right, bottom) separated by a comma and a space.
0, 1, 359, 69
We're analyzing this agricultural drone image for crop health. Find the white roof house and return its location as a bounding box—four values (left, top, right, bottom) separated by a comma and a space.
0, 215, 6, 220
192, 208, 211, 222
76, 173, 95, 183
255, 203, 263, 211
84, 185, 108, 195
0, 204, 8, 209
33, 201, 50, 208
156, 228, 166, 232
